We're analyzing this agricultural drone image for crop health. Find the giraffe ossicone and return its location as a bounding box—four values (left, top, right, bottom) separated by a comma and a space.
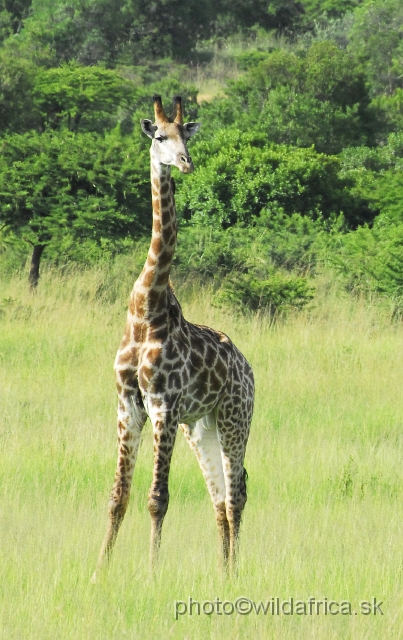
92, 95, 254, 581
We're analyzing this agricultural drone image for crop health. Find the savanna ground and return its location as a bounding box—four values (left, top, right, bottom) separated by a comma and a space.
1, 267, 403, 639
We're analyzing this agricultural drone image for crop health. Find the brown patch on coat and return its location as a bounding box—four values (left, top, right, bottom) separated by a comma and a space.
138, 365, 154, 388
162, 225, 174, 244
146, 347, 163, 365
153, 218, 162, 234
151, 237, 162, 255
160, 182, 169, 195
142, 269, 155, 289
205, 346, 217, 368
119, 368, 136, 387
161, 197, 170, 208
158, 250, 172, 270
151, 372, 166, 394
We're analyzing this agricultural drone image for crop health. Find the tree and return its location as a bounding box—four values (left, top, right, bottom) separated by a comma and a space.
349, 0, 403, 96
0, 0, 33, 42
11, 0, 217, 66
219, 42, 374, 153
0, 57, 136, 135
33, 63, 134, 132
0, 130, 150, 287
0, 51, 40, 134
300, 0, 361, 26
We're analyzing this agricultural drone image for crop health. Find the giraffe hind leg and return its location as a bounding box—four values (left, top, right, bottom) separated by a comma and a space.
91, 389, 147, 582
180, 415, 230, 571
216, 408, 251, 576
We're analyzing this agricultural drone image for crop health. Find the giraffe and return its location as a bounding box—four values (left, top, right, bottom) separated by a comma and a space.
92, 95, 254, 581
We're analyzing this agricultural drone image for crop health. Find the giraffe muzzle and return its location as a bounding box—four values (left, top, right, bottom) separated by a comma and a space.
178, 154, 194, 174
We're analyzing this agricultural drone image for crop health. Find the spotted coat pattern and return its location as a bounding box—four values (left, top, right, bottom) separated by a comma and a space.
93, 96, 254, 580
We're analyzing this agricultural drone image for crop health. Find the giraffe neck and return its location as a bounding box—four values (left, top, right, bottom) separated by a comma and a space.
133, 151, 177, 317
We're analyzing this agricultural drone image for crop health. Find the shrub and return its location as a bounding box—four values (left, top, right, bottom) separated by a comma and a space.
177, 132, 373, 229
213, 268, 314, 317
224, 42, 374, 153
175, 212, 325, 280
349, 0, 403, 96
325, 217, 403, 301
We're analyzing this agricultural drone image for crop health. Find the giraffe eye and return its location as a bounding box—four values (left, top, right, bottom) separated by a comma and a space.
155, 135, 165, 142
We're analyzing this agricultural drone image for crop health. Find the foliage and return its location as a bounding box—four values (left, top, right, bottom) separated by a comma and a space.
372, 90, 403, 137
0, 130, 150, 262
301, 0, 360, 24
213, 268, 314, 316
2, 0, 363, 68
0, 56, 137, 135
0, 0, 402, 305
175, 212, 325, 281
12, 0, 218, 66
325, 217, 403, 303
339, 133, 403, 224
224, 42, 375, 153
0, 0, 32, 42
33, 63, 134, 132
340, 133, 403, 173
177, 129, 373, 229
0, 51, 40, 134
349, 0, 403, 96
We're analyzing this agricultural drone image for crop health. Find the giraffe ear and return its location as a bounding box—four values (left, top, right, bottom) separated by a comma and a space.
183, 122, 201, 138
141, 119, 158, 138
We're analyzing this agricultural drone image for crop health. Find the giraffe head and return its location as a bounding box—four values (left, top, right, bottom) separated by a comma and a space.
141, 95, 200, 174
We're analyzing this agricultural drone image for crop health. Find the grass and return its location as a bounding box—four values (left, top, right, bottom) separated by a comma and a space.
1, 266, 403, 638
185, 30, 291, 102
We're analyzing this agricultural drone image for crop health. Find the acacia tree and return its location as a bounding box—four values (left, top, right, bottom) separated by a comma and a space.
0, 130, 149, 288
33, 63, 134, 132
0, 62, 152, 288
0, 60, 136, 135
0, 57, 200, 286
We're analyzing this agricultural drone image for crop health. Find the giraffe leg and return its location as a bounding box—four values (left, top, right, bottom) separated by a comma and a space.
222, 455, 248, 576
91, 390, 147, 582
216, 417, 250, 577
180, 415, 230, 571
147, 405, 179, 571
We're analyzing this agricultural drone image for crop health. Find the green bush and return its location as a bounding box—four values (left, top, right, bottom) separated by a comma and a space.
223, 42, 375, 153
213, 268, 314, 317
325, 217, 403, 301
175, 212, 325, 280
177, 131, 373, 229
349, 0, 403, 96
339, 137, 403, 225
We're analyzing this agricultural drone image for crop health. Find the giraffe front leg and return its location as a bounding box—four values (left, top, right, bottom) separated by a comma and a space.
92, 390, 147, 582
147, 406, 178, 572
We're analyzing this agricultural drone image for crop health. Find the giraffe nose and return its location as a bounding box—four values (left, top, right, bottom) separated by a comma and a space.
179, 154, 194, 173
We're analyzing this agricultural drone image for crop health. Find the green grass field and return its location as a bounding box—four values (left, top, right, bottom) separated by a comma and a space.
1, 268, 403, 639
